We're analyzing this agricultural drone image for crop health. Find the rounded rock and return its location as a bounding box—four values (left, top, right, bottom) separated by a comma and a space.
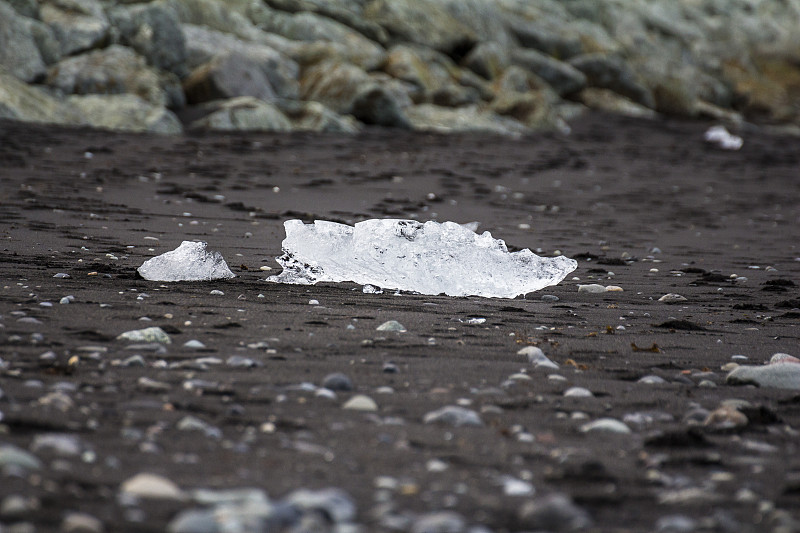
342, 394, 378, 412
580, 418, 631, 434
322, 372, 353, 392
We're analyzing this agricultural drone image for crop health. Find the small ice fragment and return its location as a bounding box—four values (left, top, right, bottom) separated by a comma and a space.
362, 284, 383, 294
53, 273, 70, 279
704, 125, 743, 150
137, 241, 234, 282
268, 219, 577, 298
308, 299, 319, 305
464, 317, 486, 325
577, 284, 606, 293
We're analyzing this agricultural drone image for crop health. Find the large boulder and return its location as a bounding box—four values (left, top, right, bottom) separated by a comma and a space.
576, 88, 657, 119
507, 19, 584, 59
162, 0, 266, 43
46, 45, 171, 107
0, 2, 46, 82
510, 48, 587, 96
0, 65, 79, 124
189, 96, 293, 131
67, 94, 182, 134
278, 100, 361, 133
251, 10, 385, 70
405, 103, 528, 136
568, 52, 655, 108
364, 0, 476, 56
108, 3, 188, 77
39, 0, 110, 56
383, 45, 479, 106
462, 41, 510, 81
183, 48, 298, 104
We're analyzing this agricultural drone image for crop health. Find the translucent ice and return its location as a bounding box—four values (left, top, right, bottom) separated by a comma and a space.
704, 125, 742, 150
138, 241, 235, 281
268, 219, 577, 298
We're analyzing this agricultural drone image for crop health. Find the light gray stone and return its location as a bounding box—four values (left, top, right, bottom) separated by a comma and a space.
510, 48, 587, 96
253, 10, 385, 70
120, 473, 187, 501
462, 41, 510, 80
518, 493, 593, 532
0, 2, 46, 82
39, 0, 110, 57
423, 405, 483, 427
190, 97, 292, 132
726, 362, 800, 390
364, 0, 476, 55
279, 100, 360, 133
108, 3, 188, 77
0, 66, 80, 124
68, 94, 182, 134
569, 53, 655, 108
46, 45, 169, 107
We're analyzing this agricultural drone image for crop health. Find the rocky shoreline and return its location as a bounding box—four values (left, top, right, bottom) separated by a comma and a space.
2, 0, 800, 136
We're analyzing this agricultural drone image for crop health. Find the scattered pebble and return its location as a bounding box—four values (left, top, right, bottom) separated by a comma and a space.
119, 473, 186, 501
423, 406, 483, 427
580, 418, 631, 434
0, 445, 42, 471
60, 512, 104, 533
410, 511, 466, 533
53, 273, 70, 279
704, 405, 748, 431
209, 290, 224, 296
117, 327, 171, 344
726, 362, 800, 390
362, 284, 383, 294
376, 320, 406, 332
343, 395, 378, 412
323, 372, 353, 392
659, 293, 687, 304
564, 387, 594, 398
517, 346, 559, 369
518, 494, 593, 531
182, 339, 206, 350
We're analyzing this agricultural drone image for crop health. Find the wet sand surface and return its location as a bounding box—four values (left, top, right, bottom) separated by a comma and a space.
1, 114, 799, 532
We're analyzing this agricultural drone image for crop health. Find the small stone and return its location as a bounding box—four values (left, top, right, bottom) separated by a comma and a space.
308, 299, 319, 305
166, 509, 218, 533
541, 294, 559, 302
655, 514, 697, 533
210, 290, 224, 295
343, 394, 378, 411
30, 434, 83, 457
580, 418, 631, 434
362, 284, 383, 294
518, 493, 592, 531
120, 473, 186, 501
726, 363, 800, 390
0, 446, 38, 472
284, 487, 355, 523
502, 476, 535, 497
376, 320, 406, 332
410, 511, 466, 533
638, 375, 667, 384
120, 355, 147, 367
564, 387, 594, 398
322, 372, 353, 391
53, 273, 71, 279
423, 406, 483, 427
605, 285, 623, 292
226, 355, 259, 368
382, 362, 399, 373
704, 406, 748, 430
137, 377, 171, 392
60, 296, 74, 304
659, 293, 688, 303
517, 346, 559, 369
61, 512, 104, 533
117, 327, 171, 344
577, 284, 607, 293
182, 339, 206, 349
770, 353, 799, 364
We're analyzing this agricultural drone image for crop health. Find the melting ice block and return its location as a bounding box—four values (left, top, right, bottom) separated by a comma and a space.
138, 241, 235, 281
268, 219, 577, 298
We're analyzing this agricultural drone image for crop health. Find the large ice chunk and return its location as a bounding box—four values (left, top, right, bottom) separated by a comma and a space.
268, 219, 577, 298
138, 241, 235, 281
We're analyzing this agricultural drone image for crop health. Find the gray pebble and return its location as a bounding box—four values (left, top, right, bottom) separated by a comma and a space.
0, 445, 42, 471
61, 512, 104, 533
53, 273, 71, 279
411, 511, 467, 533
120, 355, 147, 367
284, 487, 356, 523
30, 434, 84, 457
166, 509, 219, 533
727, 363, 800, 390
226, 355, 259, 368
638, 375, 667, 384
518, 493, 593, 531
655, 514, 697, 532
423, 406, 483, 427
376, 320, 407, 332
323, 372, 353, 391
541, 294, 560, 302
1, 495, 40, 519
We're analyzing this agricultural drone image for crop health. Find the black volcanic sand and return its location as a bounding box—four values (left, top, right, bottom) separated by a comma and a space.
1, 114, 799, 532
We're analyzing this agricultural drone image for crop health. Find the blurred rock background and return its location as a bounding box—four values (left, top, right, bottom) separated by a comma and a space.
1, 0, 799, 135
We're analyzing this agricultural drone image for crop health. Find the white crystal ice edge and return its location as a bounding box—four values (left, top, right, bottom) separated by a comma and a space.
267, 219, 578, 298
137, 241, 235, 281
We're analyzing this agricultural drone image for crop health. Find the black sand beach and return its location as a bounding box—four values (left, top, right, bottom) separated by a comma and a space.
1, 114, 799, 532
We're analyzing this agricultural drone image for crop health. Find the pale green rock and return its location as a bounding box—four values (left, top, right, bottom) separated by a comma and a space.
117, 326, 173, 344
